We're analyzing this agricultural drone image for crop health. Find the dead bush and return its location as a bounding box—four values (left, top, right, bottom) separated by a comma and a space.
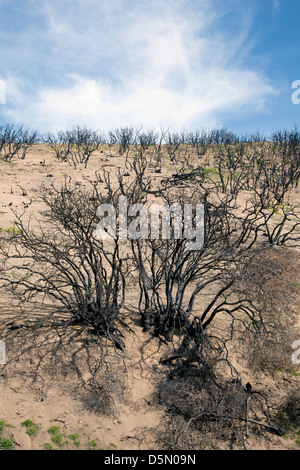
156, 368, 275, 450
278, 389, 300, 428
236, 245, 300, 374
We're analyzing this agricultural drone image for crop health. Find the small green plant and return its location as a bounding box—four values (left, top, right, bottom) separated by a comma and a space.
290, 282, 300, 289
48, 425, 68, 448
48, 425, 60, 434
21, 419, 39, 437
203, 166, 217, 174
89, 439, 101, 450
0, 438, 15, 450
69, 433, 81, 448
0, 419, 14, 450
290, 370, 300, 377
0, 227, 23, 234
281, 427, 300, 445
43, 443, 55, 450
52, 434, 63, 446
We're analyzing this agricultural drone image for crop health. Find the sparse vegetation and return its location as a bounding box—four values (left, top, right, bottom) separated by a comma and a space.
0, 420, 14, 450
21, 419, 39, 436
48, 425, 66, 447
0, 437, 15, 450
0, 124, 299, 450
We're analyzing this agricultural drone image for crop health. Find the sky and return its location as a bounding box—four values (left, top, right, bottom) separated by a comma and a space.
0, 0, 299, 137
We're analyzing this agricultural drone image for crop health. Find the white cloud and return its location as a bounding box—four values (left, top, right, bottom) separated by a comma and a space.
2, 0, 277, 133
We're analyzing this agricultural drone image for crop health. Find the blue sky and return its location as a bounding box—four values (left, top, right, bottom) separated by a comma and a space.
0, 0, 299, 136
